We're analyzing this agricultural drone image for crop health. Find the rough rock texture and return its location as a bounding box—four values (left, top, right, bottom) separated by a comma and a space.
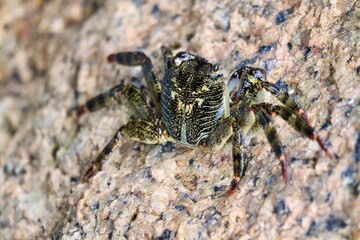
0, 0, 359, 239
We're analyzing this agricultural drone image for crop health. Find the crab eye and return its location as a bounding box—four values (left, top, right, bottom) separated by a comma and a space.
174, 52, 195, 66
212, 64, 220, 72
253, 69, 266, 81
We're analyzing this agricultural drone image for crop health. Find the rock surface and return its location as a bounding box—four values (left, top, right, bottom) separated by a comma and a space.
0, 0, 359, 239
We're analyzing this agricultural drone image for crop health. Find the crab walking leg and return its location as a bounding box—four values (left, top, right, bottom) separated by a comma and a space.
252, 104, 288, 184
228, 126, 245, 194
82, 119, 160, 182
75, 84, 123, 118
229, 67, 309, 123
76, 84, 154, 122
226, 105, 258, 193
107, 51, 161, 105
198, 118, 234, 152
270, 104, 332, 159
82, 129, 122, 181
261, 81, 310, 123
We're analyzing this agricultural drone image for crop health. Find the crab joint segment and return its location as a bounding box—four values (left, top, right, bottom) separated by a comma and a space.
199, 117, 234, 153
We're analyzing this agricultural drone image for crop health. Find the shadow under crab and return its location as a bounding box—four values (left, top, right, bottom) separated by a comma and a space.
73, 46, 331, 193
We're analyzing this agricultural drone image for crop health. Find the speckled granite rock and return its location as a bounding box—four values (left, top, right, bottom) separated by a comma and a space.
0, 0, 359, 239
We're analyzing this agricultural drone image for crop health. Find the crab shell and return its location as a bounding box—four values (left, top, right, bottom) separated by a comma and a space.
161, 52, 231, 146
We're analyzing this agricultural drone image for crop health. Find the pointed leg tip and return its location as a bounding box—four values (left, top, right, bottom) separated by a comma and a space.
283, 173, 289, 185
81, 165, 100, 183
107, 54, 117, 62
227, 177, 241, 195
75, 105, 88, 121
280, 156, 289, 185
314, 134, 333, 160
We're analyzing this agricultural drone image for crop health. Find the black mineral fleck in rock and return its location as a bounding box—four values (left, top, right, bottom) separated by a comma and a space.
161, 142, 175, 153
319, 121, 331, 131
274, 199, 287, 215
157, 229, 172, 240
355, 131, 360, 163
275, 8, 293, 25
175, 205, 186, 212
258, 44, 275, 54
306, 221, 317, 236
91, 201, 99, 210
326, 215, 347, 232
235, 58, 255, 69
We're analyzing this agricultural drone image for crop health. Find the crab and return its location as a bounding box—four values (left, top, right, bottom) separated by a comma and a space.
74, 46, 331, 193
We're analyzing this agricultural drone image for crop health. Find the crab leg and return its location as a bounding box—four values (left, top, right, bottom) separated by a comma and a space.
107, 51, 161, 105
229, 67, 331, 159
252, 104, 288, 185
82, 129, 122, 181
76, 83, 158, 182
198, 118, 233, 152
228, 126, 245, 194
261, 81, 310, 123
75, 84, 154, 122
227, 106, 257, 193
269, 104, 332, 159
81, 119, 161, 182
